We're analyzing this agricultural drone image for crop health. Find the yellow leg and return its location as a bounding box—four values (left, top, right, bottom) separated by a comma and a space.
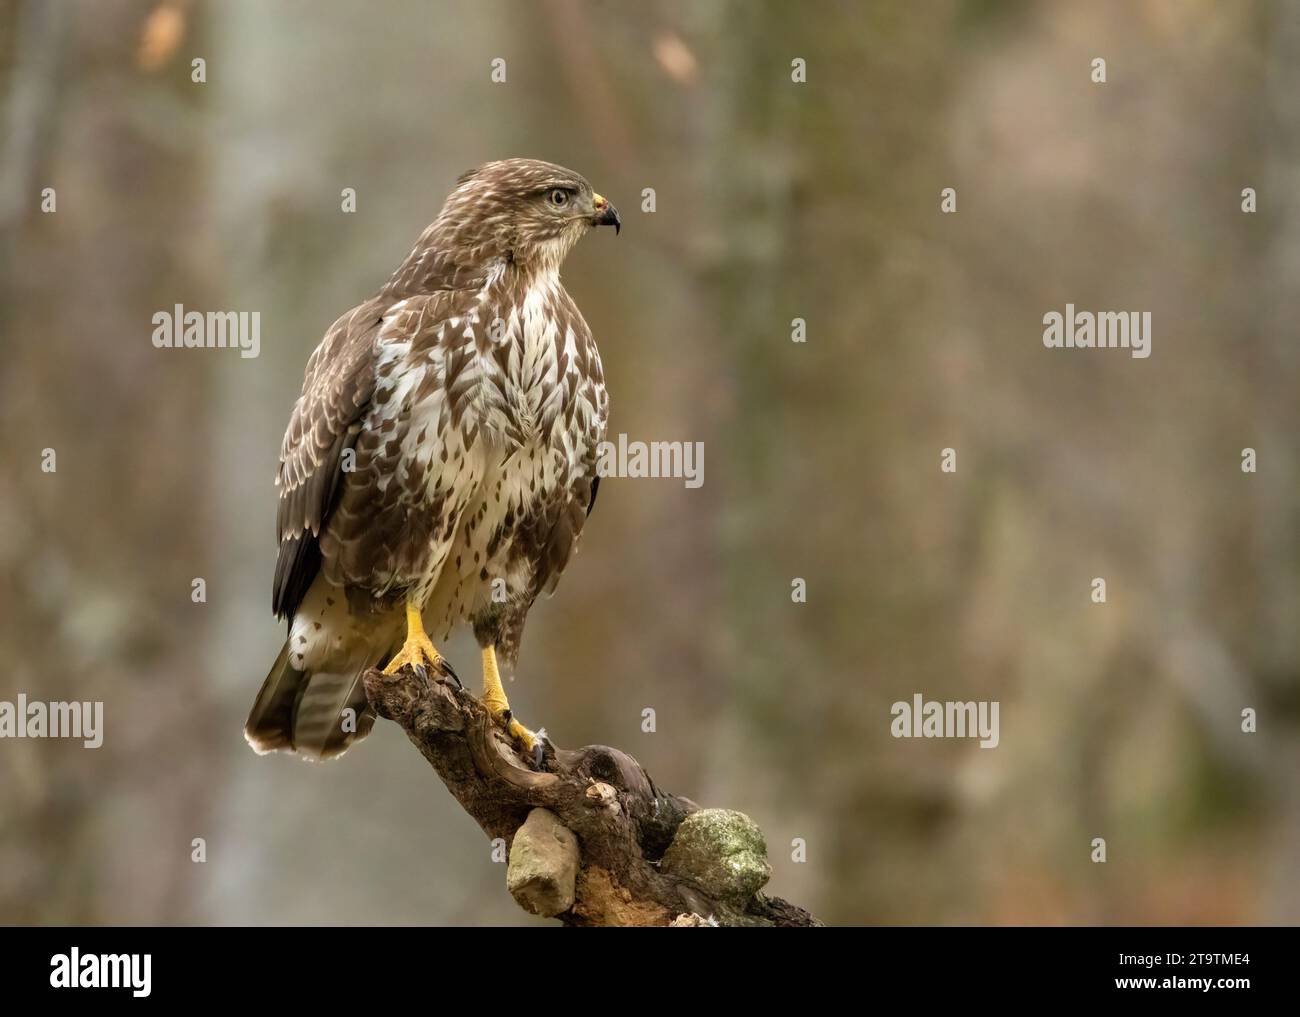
383, 601, 458, 684
481, 645, 544, 759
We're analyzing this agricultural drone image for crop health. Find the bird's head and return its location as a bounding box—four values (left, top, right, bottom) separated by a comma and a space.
437, 158, 620, 273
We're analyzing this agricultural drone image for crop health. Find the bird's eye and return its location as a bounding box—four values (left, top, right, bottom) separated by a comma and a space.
549, 189, 569, 207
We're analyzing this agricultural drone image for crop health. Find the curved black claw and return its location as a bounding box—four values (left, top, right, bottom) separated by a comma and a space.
436, 655, 462, 689
406, 656, 460, 690
529, 729, 552, 770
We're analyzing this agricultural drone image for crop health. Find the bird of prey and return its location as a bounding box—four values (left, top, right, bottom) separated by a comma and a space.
245, 158, 619, 762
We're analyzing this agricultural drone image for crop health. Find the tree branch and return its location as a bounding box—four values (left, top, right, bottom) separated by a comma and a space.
362, 666, 820, 927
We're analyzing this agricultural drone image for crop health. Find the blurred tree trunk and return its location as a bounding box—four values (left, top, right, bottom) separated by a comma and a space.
1258, 0, 1300, 923
0, 0, 218, 922
702, 0, 963, 922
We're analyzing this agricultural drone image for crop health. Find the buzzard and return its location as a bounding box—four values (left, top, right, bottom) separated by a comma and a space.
245, 158, 619, 762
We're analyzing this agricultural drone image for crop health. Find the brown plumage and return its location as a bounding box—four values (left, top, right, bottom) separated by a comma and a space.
246, 159, 618, 760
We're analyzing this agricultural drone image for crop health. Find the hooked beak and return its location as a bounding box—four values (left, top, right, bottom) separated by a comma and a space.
591, 192, 621, 235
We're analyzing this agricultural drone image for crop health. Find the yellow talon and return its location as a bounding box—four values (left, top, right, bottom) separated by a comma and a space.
481, 645, 545, 762
384, 602, 457, 683
480, 644, 509, 714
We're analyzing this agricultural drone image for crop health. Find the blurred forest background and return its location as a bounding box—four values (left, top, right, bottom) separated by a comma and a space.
1, 0, 1298, 926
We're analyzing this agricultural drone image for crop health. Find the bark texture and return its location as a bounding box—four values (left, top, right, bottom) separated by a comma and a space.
362, 666, 820, 927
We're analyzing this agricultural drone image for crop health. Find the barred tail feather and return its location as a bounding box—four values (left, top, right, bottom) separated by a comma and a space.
291, 666, 376, 760
244, 640, 377, 760
244, 641, 300, 755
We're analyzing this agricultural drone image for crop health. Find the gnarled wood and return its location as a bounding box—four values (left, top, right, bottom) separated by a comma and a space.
362, 666, 820, 927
